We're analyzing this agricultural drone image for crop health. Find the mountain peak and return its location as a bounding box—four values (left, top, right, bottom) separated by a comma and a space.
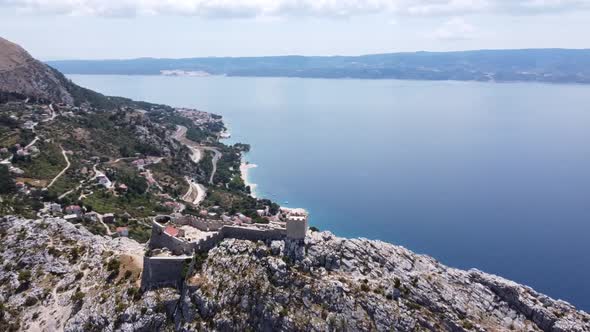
0, 36, 33, 72
0, 36, 74, 104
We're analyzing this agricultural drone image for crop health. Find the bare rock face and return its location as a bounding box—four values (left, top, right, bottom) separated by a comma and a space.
0, 37, 74, 104
1, 217, 589, 332
179, 233, 590, 331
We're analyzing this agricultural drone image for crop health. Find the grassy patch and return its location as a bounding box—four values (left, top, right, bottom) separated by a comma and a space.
15, 142, 65, 180
83, 190, 160, 218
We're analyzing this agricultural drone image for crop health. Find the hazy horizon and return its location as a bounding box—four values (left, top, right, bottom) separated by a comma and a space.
40, 47, 590, 62
1, 1, 589, 60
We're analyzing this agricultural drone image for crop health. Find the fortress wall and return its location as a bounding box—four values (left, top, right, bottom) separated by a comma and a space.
143, 222, 291, 290
175, 215, 226, 232
149, 221, 195, 255
221, 226, 286, 242
195, 231, 226, 252
190, 218, 225, 232
140, 255, 192, 291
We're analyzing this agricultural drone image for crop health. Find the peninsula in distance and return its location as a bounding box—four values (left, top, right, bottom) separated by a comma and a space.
48, 49, 590, 84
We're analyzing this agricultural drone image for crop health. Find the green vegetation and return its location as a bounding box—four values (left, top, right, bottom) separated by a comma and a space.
110, 218, 151, 243
126, 287, 141, 301
24, 297, 37, 306
0, 302, 21, 331
110, 168, 148, 195
462, 320, 474, 330
106, 257, 121, 273
0, 165, 15, 194
193, 252, 209, 272
360, 283, 371, 292
14, 142, 65, 180
0, 114, 19, 129
70, 218, 107, 236
71, 290, 86, 303
201, 187, 271, 221
83, 190, 159, 218
18, 270, 31, 283
212, 145, 242, 185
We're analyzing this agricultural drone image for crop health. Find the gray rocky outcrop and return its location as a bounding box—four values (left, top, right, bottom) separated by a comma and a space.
0, 216, 588, 331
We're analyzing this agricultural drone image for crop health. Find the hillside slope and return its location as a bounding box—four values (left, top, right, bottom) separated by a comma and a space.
0, 37, 75, 104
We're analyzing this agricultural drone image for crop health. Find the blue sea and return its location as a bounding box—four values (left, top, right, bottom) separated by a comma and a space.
69, 74, 590, 311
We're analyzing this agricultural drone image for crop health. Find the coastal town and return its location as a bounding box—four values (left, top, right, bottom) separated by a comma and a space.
0, 92, 310, 293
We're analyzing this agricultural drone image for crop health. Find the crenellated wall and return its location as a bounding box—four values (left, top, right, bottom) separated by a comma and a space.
222, 226, 285, 242
194, 231, 226, 252
174, 214, 227, 232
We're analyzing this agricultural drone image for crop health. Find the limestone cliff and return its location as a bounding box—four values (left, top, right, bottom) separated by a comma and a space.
0, 216, 588, 332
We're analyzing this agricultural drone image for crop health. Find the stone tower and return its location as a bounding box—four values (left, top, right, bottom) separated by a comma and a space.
286, 209, 308, 240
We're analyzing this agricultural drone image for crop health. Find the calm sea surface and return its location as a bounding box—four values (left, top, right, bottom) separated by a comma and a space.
69, 75, 590, 310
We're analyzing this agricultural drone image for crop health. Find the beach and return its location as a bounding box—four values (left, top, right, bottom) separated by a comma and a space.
240, 161, 258, 198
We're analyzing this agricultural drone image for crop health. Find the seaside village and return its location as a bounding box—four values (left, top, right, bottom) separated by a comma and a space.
0, 100, 309, 290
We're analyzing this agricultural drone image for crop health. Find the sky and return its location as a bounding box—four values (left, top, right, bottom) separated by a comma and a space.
0, 0, 589, 60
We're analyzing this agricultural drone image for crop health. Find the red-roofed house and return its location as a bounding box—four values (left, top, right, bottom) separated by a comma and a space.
116, 227, 129, 237
65, 205, 82, 216
164, 225, 179, 237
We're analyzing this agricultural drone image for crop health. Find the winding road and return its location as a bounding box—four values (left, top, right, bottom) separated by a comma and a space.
172, 125, 225, 205
203, 147, 221, 184
47, 147, 70, 188
173, 125, 222, 185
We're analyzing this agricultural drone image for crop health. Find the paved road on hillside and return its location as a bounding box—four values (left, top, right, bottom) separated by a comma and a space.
173, 125, 222, 185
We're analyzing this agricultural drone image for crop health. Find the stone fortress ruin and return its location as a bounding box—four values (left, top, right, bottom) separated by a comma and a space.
141, 208, 309, 290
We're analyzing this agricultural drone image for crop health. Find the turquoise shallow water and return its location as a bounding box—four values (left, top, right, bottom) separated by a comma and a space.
69, 74, 590, 310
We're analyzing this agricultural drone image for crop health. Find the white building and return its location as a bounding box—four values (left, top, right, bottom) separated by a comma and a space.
97, 175, 112, 188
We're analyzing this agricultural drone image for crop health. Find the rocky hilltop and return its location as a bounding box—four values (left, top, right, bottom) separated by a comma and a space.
0, 37, 75, 104
1, 216, 588, 332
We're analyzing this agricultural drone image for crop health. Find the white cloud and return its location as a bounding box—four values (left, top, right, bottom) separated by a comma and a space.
0, 0, 588, 18
433, 17, 477, 40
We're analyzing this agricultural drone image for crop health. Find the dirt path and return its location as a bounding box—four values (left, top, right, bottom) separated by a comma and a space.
24, 135, 39, 149
42, 103, 56, 122
98, 214, 113, 236
47, 147, 70, 189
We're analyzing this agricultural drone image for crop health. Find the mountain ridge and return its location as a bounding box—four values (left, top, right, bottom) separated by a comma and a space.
47, 48, 590, 83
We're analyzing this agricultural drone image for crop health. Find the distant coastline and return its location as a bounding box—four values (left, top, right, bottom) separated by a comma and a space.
49, 49, 590, 84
